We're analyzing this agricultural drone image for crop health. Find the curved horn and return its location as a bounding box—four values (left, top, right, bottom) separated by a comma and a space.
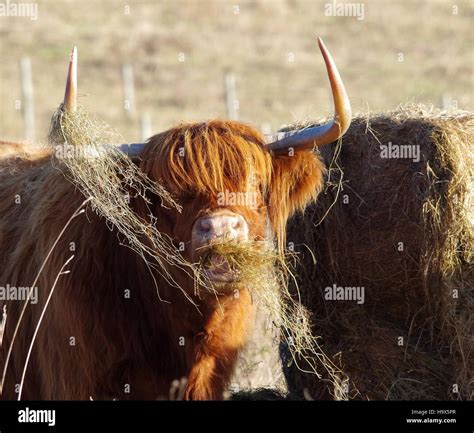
63, 46, 77, 112
118, 143, 145, 156
267, 37, 351, 154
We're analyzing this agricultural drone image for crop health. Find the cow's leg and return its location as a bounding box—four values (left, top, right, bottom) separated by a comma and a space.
184, 289, 254, 400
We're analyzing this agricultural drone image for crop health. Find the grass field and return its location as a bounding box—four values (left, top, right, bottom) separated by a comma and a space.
0, 0, 472, 143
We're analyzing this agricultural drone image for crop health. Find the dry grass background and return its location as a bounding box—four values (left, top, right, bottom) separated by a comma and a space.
0, 0, 473, 143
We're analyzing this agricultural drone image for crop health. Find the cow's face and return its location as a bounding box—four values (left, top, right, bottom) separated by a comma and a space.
140, 120, 325, 285
58, 38, 350, 290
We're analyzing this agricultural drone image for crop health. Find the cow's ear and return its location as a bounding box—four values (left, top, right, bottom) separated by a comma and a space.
268, 151, 325, 244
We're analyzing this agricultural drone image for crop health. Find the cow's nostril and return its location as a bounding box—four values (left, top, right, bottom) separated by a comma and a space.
231, 219, 241, 229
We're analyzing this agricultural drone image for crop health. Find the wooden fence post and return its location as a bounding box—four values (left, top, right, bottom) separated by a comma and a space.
121, 63, 135, 118
224, 73, 238, 120
20, 57, 35, 141
140, 112, 152, 141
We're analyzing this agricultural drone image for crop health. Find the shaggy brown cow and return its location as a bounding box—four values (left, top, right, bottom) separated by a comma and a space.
0, 38, 351, 400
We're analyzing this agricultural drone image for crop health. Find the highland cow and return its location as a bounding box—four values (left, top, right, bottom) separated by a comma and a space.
0, 38, 351, 400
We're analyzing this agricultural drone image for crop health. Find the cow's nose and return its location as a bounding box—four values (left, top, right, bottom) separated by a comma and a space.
195, 213, 249, 242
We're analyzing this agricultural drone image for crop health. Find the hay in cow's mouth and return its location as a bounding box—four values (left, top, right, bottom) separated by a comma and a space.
197, 239, 282, 289
196, 239, 336, 381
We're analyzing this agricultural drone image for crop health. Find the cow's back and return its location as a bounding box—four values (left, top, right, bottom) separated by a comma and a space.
0, 142, 52, 271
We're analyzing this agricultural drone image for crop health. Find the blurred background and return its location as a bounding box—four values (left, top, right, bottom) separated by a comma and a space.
0, 0, 472, 143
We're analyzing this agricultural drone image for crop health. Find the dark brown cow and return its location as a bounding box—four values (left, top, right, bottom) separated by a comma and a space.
0, 38, 351, 400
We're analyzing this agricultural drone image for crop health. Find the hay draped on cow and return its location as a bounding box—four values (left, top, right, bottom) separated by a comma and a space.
284, 105, 473, 400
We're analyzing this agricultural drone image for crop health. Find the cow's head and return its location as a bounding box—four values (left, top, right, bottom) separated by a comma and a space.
139, 120, 327, 285
61, 38, 351, 291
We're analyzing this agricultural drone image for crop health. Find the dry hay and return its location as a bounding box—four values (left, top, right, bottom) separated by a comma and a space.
197, 239, 284, 294
197, 239, 344, 385
284, 105, 473, 400
48, 104, 204, 304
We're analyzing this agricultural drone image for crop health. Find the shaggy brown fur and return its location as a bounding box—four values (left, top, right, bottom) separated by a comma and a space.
0, 120, 324, 400
284, 109, 473, 400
